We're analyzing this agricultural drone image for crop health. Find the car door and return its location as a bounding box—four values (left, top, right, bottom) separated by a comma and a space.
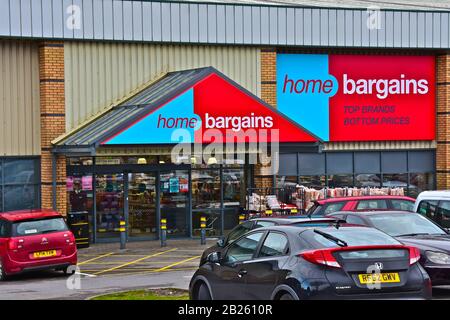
211, 231, 265, 300
242, 231, 290, 300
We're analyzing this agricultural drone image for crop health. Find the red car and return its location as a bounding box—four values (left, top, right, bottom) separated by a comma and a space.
0, 209, 77, 280
307, 195, 415, 217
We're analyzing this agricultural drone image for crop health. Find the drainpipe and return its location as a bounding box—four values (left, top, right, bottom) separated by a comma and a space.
52, 153, 57, 211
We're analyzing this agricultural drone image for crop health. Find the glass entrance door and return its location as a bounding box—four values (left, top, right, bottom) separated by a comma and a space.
95, 174, 124, 239
159, 170, 189, 237
128, 173, 157, 238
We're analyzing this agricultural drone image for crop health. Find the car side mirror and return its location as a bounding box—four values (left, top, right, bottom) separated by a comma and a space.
207, 252, 221, 264
217, 238, 225, 247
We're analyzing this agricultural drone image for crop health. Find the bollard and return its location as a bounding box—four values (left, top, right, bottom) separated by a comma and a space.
160, 218, 167, 247
239, 214, 246, 224
119, 220, 126, 249
200, 216, 207, 245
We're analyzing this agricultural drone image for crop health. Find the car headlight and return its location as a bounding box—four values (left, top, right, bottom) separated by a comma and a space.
426, 251, 450, 264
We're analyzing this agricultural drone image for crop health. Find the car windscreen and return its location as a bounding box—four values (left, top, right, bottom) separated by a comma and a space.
302, 227, 400, 249
12, 217, 68, 236
367, 214, 446, 237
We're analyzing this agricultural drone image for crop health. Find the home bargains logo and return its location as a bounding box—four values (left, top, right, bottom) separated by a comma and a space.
277, 54, 435, 142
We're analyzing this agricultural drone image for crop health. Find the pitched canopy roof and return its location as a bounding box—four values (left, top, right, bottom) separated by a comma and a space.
53, 67, 320, 154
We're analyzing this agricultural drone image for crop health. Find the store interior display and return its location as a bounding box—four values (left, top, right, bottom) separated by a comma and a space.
246, 186, 406, 216
128, 173, 157, 237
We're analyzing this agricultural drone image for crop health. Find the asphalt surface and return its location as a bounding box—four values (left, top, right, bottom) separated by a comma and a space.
1, 239, 450, 300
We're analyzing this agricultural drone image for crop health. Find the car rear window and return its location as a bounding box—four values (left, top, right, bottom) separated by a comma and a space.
302, 227, 400, 249
356, 200, 388, 210
391, 199, 414, 212
12, 217, 68, 236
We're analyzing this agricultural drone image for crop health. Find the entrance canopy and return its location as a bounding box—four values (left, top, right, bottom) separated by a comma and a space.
53, 67, 320, 154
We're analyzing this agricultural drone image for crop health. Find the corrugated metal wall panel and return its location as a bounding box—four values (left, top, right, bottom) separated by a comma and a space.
64, 42, 261, 130
1, 0, 449, 49
324, 141, 437, 151
0, 41, 40, 156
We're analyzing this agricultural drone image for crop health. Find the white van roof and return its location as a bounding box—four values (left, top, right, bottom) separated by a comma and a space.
417, 190, 450, 199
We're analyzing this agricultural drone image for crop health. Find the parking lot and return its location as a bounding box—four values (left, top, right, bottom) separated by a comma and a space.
76, 239, 208, 277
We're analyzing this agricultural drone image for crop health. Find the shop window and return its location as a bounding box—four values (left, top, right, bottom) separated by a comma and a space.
192, 210, 221, 237
298, 153, 325, 175
192, 169, 221, 209
124, 156, 158, 165
298, 175, 326, 189
1, 158, 40, 212
327, 174, 354, 188
408, 151, 434, 172
67, 157, 93, 166
326, 153, 353, 175
4, 159, 38, 184
381, 152, 407, 173
354, 174, 381, 188
409, 173, 435, 198
276, 176, 297, 188
96, 157, 124, 165
382, 173, 408, 193
278, 154, 297, 176
354, 152, 380, 174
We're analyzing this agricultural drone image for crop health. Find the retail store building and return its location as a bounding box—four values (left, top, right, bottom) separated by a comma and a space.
0, 0, 449, 243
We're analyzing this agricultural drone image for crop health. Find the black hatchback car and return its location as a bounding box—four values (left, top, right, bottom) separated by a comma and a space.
329, 211, 450, 286
190, 224, 431, 300
199, 217, 340, 266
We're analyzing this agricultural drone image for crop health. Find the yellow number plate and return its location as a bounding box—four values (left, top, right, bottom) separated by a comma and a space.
33, 250, 57, 259
358, 272, 400, 284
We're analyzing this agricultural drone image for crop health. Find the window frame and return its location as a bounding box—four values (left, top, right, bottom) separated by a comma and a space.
256, 231, 290, 259
222, 230, 266, 265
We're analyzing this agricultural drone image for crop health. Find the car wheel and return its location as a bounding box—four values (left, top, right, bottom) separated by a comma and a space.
0, 260, 7, 281
62, 265, 76, 276
197, 283, 212, 300
279, 293, 294, 300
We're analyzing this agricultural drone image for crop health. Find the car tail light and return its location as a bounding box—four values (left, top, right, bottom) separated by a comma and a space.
299, 245, 419, 268
8, 239, 23, 250
300, 249, 341, 268
409, 246, 421, 265
65, 232, 76, 245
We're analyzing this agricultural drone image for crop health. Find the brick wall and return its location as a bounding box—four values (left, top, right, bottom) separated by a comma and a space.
39, 42, 67, 214
261, 48, 277, 107
256, 48, 277, 190
436, 54, 450, 189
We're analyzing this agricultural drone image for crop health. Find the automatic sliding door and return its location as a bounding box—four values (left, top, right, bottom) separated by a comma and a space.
159, 170, 189, 237
128, 173, 157, 238
95, 174, 124, 239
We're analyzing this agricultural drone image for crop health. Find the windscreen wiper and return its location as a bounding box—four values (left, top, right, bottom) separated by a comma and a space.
395, 232, 430, 237
313, 229, 348, 247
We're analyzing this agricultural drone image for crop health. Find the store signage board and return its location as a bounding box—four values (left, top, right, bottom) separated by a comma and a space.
277, 54, 436, 141
102, 73, 319, 145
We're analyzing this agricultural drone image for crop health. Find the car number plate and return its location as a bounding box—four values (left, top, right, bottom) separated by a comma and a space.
33, 250, 57, 258
358, 272, 400, 284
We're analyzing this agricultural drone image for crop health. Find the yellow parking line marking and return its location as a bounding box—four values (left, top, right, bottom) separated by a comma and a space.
93, 248, 178, 275
78, 252, 115, 266
154, 255, 201, 272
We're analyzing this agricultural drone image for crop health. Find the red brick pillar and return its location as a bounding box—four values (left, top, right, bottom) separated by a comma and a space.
39, 42, 67, 214
436, 54, 450, 190
261, 48, 277, 107
256, 48, 278, 191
